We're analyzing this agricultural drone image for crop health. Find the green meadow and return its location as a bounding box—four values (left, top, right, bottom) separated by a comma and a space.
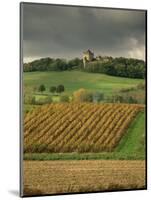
24, 70, 144, 95
23, 70, 145, 113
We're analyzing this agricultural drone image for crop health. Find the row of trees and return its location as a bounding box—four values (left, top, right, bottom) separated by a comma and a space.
24, 91, 141, 106
38, 84, 65, 94
23, 56, 145, 79
73, 88, 142, 104
23, 57, 82, 72
84, 57, 145, 79
24, 89, 143, 106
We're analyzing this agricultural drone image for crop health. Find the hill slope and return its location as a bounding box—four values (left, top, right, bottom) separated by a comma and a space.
24, 71, 144, 95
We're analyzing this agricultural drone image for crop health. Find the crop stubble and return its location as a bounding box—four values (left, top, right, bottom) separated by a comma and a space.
23, 160, 145, 195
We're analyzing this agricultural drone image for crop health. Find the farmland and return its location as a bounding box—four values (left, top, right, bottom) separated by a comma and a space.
23, 160, 146, 196
21, 3, 146, 196
23, 71, 146, 196
23, 102, 146, 196
24, 103, 144, 153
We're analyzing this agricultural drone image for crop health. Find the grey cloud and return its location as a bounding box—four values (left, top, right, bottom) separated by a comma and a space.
22, 3, 146, 62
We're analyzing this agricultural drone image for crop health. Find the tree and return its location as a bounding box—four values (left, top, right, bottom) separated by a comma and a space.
38, 84, 46, 93
93, 92, 104, 102
73, 88, 93, 102
49, 86, 56, 93
56, 85, 65, 94
112, 95, 124, 103
68, 58, 82, 69
127, 96, 138, 104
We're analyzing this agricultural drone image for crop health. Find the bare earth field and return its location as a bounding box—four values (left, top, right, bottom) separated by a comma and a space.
23, 160, 146, 196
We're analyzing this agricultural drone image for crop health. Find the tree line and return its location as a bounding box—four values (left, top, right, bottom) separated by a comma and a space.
84, 57, 145, 79
23, 57, 82, 72
38, 84, 65, 94
23, 56, 145, 79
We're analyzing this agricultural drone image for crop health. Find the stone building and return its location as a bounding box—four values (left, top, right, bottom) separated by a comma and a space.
83, 49, 113, 68
83, 49, 94, 68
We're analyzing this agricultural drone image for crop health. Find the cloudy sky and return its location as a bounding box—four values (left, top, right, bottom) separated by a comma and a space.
22, 3, 146, 63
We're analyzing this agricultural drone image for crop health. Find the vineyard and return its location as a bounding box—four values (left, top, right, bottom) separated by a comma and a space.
24, 103, 144, 153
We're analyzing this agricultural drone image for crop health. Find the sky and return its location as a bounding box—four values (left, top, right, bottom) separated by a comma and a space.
22, 3, 146, 63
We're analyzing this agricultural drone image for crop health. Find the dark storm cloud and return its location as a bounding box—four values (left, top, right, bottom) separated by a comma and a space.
22, 3, 146, 62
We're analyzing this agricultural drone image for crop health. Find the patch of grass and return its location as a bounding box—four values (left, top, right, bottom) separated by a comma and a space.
24, 152, 145, 161
34, 94, 60, 102
115, 111, 145, 157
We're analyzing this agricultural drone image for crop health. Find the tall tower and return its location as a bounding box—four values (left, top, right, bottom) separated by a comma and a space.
83, 49, 94, 68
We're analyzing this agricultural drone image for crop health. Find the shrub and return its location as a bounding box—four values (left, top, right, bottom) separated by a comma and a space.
106, 94, 138, 104
60, 95, 70, 102
56, 85, 65, 93
73, 88, 93, 102
127, 96, 138, 104
93, 92, 104, 102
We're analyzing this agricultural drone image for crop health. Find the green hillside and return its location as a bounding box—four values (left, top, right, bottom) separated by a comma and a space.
24, 70, 143, 95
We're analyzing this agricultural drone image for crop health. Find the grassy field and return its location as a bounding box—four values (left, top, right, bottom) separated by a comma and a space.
23, 160, 146, 196
115, 111, 145, 155
23, 71, 145, 113
24, 71, 144, 95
